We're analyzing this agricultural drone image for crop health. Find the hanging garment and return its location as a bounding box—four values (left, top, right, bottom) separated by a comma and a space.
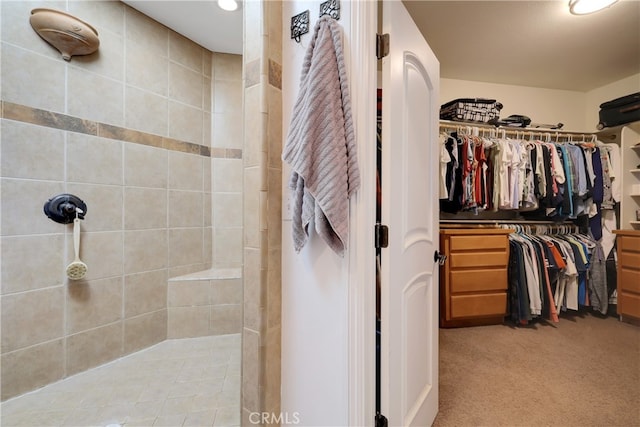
282, 16, 360, 256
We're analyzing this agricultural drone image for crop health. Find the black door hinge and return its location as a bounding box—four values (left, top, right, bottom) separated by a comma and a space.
376, 33, 389, 59
375, 412, 388, 427
375, 223, 389, 249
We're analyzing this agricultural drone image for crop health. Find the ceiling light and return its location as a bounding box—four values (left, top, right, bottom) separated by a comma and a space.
569, 0, 618, 15
218, 0, 239, 12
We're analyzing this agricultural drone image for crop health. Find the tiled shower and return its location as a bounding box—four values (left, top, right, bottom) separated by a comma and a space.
0, 0, 243, 410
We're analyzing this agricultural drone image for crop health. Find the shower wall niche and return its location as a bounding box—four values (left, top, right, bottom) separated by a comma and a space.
0, 1, 243, 401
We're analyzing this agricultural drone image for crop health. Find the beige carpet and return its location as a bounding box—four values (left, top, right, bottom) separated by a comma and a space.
433, 312, 640, 427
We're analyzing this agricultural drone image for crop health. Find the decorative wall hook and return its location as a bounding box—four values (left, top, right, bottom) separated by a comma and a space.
291, 9, 310, 43
320, 0, 340, 20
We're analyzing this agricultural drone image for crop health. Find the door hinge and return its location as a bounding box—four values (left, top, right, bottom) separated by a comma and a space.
376, 33, 389, 59
375, 223, 389, 249
375, 412, 388, 427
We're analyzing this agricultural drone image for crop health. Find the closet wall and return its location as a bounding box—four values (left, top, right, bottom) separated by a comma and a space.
441, 71, 640, 132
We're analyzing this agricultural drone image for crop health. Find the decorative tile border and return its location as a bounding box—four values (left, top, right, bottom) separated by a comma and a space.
0, 101, 242, 160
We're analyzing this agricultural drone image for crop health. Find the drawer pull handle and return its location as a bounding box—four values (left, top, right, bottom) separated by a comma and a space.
434, 250, 447, 266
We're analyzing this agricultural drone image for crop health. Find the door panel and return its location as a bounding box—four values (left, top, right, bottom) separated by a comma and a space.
380, 1, 440, 426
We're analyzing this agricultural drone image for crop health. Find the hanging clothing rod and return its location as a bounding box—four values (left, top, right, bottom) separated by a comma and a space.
439, 120, 596, 140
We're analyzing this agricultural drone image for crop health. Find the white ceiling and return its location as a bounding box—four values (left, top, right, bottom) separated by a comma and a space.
403, 0, 640, 91
122, 0, 639, 92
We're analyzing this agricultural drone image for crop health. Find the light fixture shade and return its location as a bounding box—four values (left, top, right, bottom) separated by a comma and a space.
218, 0, 239, 12
569, 0, 618, 15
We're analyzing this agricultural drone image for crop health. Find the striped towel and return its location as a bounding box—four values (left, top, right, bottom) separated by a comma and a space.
282, 16, 360, 257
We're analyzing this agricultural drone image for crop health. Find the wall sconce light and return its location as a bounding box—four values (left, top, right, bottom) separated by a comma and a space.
569, 0, 618, 15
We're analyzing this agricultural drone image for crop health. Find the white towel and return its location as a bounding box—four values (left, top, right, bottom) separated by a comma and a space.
282, 16, 360, 257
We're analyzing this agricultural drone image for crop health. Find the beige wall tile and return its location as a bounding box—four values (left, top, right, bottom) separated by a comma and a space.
168, 263, 208, 279
214, 80, 243, 114
211, 279, 242, 305
241, 329, 260, 412
124, 187, 167, 230
213, 158, 243, 193
213, 53, 242, 81
67, 133, 123, 186
1, 1, 67, 59
1, 339, 64, 401
1, 234, 64, 295
213, 227, 243, 265
267, 85, 283, 169
68, 1, 126, 37
126, 41, 169, 96
266, 1, 283, 65
169, 63, 203, 108
167, 306, 209, 338
124, 6, 168, 57
204, 227, 213, 268
264, 325, 281, 414
66, 277, 123, 334
243, 0, 263, 63
168, 101, 203, 145
243, 170, 260, 249
168, 228, 203, 268
213, 193, 242, 229
66, 322, 122, 376
67, 68, 124, 126
124, 229, 168, 274
168, 151, 203, 191
168, 191, 203, 228
1, 286, 64, 352
123, 309, 167, 355
168, 280, 210, 307
212, 112, 243, 149
0, 44, 65, 113
68, 29, 125, 83
68, 231, 123, 281
242, 248, 262, 333
203, 158, 212, 192
203, 77, 212, 113
1, 178, 64, 236
169, 32, 203, 73
204, 193, 212, 227
203, 110, 212, 148
210, 305, 242, 335
124, 269, 168, 318
124, 143, 168, 189
66, 183, 123, 232
203, 51, 212, 78
125, 86, 169, 137
1, 120, 65, 180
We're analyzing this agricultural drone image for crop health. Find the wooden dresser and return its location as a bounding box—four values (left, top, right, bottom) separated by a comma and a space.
439, 228, 512, 328
613, 230, 640, 321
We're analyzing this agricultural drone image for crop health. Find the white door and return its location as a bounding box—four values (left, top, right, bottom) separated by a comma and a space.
380, 1, 440, 426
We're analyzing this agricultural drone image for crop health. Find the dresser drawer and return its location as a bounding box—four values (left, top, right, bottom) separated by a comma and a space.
619, 252, 640, 271
450, 235, 507, 251
618, 236, 640, 253
450, 293, 507, 319
618, 291, 640, 319
450, 269, 507, 293
619, 268, 640, 294
449, 252, 509, 268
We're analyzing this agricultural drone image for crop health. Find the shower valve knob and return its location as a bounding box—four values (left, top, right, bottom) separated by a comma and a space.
44, 193, 87, 224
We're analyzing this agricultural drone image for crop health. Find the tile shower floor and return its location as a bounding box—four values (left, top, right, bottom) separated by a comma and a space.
1, 334, 241, 427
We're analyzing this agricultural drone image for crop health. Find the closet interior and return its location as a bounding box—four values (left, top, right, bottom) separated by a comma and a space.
438, 120, 640, 328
